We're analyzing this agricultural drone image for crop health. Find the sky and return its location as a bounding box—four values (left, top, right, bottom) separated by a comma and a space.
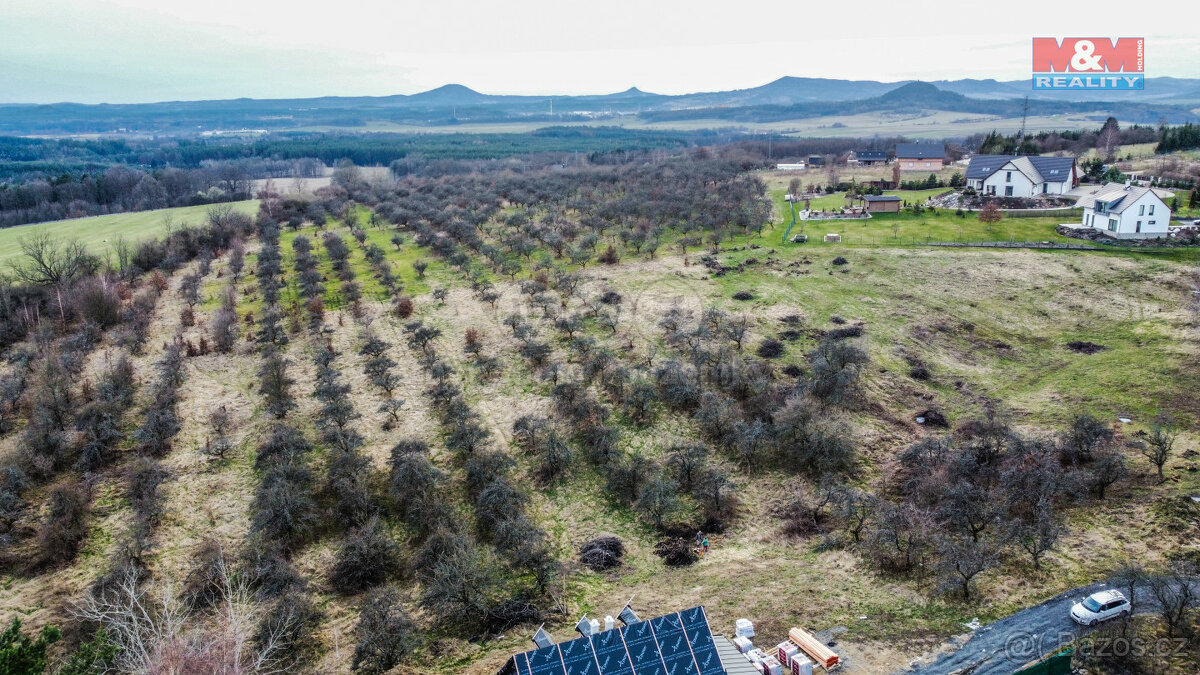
2, 0, 1199, 104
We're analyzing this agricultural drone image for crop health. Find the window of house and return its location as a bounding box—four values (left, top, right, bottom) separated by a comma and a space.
1005, 186, 1013, 196
1139, 204, 1145, 216
1109, 219, 1118, 232
1136, 220, 1142, 232
1149, 220, 1156, 225
1006, 171, 1012, 182
1149, 204, 1155, 215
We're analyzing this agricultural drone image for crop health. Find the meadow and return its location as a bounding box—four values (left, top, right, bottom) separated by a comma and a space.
0, 201, 258, 265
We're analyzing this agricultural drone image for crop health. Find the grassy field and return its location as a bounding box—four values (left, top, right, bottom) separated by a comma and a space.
0, 201, 258, 266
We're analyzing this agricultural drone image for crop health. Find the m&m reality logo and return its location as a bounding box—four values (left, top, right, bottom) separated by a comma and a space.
1032, 38, 1144, 90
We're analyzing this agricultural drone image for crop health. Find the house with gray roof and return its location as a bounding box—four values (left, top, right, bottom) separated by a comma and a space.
848, 150, 887, 166
965, 154, 1078, 197
895, 143, 945, 170
1078, 182, 1171, 238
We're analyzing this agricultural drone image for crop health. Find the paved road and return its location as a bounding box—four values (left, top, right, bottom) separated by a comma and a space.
902, 580, 1199, 675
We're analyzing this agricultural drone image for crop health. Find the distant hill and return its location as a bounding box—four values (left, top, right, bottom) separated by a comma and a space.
2, 76, 1198, 135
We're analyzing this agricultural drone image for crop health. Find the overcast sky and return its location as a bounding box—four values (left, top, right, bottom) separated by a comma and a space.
2, 0, 1198, 104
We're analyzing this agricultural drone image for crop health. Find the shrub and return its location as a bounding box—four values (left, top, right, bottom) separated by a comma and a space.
832, 256, 848, 266
253, 590, 322, 669
732, 290, 753, 301
211, 308, 238, 353
129, 457, 168, 528
251, 466, 318, 550
353, 588, 417, 675
826, 325, 863, 340
38, 482, 90, 565
756, 339, 785, 358
73, 277, 123, 328
332, 519, 401, 594
808, 338, 869, 405
255, 424, 311, 470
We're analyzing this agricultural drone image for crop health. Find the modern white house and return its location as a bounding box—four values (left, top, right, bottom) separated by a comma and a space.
964, 154, 1078, 197
1077, 182, 1171, 238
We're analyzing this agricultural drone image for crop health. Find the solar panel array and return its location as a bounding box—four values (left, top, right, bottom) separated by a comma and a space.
505, 606, 727, 675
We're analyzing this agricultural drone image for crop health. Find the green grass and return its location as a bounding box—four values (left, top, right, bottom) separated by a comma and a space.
769, 188, 1074, 247
0, 201, 259, 266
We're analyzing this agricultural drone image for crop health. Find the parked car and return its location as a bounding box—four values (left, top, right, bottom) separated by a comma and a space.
1070, 590, 1130, 626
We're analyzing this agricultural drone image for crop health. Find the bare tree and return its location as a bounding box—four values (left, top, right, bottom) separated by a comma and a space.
75, 551, 299, 673
12, 231, 98, 286
1146, 563, 1197, 638
1137, 415, 1176, 481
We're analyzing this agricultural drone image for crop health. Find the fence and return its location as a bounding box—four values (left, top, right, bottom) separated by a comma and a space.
1003, 207, 1082, 219
922, 241, 1101, 250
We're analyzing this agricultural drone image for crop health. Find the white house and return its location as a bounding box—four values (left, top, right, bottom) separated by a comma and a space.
964, 154, 1078, 197
775, 163, 806, 171
1077, 183, 1171, 239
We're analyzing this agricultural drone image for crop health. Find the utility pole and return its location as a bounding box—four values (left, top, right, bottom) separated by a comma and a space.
1017, 96, 1029, 150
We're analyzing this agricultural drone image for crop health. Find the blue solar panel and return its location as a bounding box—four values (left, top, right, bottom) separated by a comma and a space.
651, 613, 696, 674
621, 620, 667, 675
528, 643, 566, 675
510, 655, 533, 675
590, 629, 634, 675
679, 608, 724, 675
504, 607, 720, 675
559, 636, 601, 675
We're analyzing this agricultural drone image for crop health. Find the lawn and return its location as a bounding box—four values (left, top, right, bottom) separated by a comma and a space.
0, 201, 259, 266
768, 188, 1073, 246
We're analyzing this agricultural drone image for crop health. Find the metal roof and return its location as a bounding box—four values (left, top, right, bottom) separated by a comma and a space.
895, 143, 945, 159
964, 154, 1076, 182
712, 635, 762, 675
855, 150, 887, 160
864, 195, 901, 202
501, 606, 728, 675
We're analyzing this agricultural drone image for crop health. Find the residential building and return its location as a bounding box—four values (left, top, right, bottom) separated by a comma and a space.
848, 150, 887, 166
964, 154, 1078, 197
1077, 182, 1171, 238
895, 143, 945, 170
775, 163, 806, 171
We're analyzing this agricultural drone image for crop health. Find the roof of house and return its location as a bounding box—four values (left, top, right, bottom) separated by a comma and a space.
864, 195, 901, 202
964, 154, 1076, 183
500, 606, 728, 675
895, 142, 945, 159
1078, 182, 1167, 214
855, 150, 887, 160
